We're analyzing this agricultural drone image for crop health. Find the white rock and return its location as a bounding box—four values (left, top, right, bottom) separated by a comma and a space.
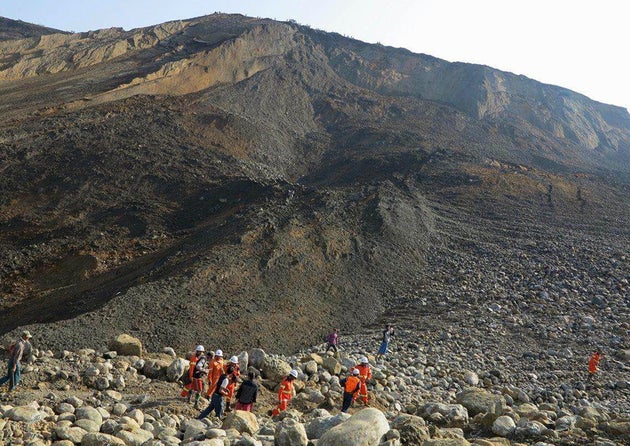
318, 408, 390, 446
492, 415, 516, 437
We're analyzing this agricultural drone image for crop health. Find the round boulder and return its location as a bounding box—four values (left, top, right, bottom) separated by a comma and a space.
108, 334, 143, 356
222, 410, 259, 435
318, 408, 390, 446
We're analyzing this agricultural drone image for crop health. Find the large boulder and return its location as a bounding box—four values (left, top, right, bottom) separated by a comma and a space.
491, 416, 516, 437
142, 359, 170, 379
82, 433, 126, 446
390, 414, 431, 444
306, 412, 351, 439
5, 405, 45, 422
75, 406, 103, 426
322, 357, 341, 375
421, 403, 469, 427
221, 410, 259, 435
55, 425, 88, 443
115, 428, 154, 446
260, 356, 292, 382
318, 408, 390, 446
248, 348, 267, 369
108, 334, 143, 357
455, 389, 506, 416
274, 417, 308, 446
166, 358, 188, 382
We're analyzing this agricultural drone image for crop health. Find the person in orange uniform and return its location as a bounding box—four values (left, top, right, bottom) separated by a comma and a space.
341, 368, 362, 412
271, 369, 299, 416
224, 356, 241, 412
206, 349, 225, 397
588, 350, 601, 381
181, 345, 204, 399
351, 356, 372, 405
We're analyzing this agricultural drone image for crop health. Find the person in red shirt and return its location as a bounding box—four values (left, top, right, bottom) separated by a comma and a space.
350, 357, 372, 405
271, 370, 299, 416
588, 350, 602, 381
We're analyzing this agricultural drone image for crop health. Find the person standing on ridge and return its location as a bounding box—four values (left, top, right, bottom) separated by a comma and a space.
271, 369, 299, 416
0, 330, 32, 392
588, 350, 602, 381
340, 368, 362, 412
325, 328, 340, 356
351, 356, 372, 405
207, 349, 224, 398
189, 346, 209, 408
235, 371, 259, 412
224, 356, 241, 412
376, 324, 395, 361
198, 364, 234, 420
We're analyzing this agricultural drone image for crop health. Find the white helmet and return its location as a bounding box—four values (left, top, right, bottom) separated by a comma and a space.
360, 356, 369, 364
195, 345, 205, 352
230, 356, 239, 364
289, 369, 299, 378
215, 349, 223, 357
352, 368, 360, 375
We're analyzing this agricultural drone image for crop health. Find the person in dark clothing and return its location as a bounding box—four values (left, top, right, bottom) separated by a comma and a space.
235, 371, 258, 412
325, 328, 339, 355
376, 324, 395, 360
198, 365, 233, 419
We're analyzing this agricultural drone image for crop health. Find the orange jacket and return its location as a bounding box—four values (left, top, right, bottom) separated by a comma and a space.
344, 375, 362, 394
278, 377, 294, 402
352, 364, 372, 383
188, 355, 198, 379
588, 353, 601, 373
208, 357, 225, 386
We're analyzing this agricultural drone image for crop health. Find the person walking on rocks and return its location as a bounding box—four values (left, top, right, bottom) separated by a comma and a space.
340, 368, 362, 412
198, 364, 234, 420
588, 350, 602, 381
351, 356, 372, 405
206, 349, 224, 398
0, 330, 32, 392
181, 345, 204, 399
189, 346, 209, 408
376, 324, 395, 361
224, 356, 241, 412
235, 371, 258, 412
325, 328, 340, 356
271, 369, 299, 416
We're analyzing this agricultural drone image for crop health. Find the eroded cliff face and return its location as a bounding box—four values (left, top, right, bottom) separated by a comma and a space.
0, 13, 628, 353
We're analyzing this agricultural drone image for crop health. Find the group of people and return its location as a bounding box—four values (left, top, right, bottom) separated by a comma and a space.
1, 329, 605, 415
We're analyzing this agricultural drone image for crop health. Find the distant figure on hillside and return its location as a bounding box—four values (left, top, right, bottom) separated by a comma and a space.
588, 350, 602, 381
0, 330, 32, 392
235, 371, 259, 412
376, 324, 395, 360
325, 328, 340, 355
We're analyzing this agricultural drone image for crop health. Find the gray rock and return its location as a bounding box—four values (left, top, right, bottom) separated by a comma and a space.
305, 413, 351, 439
318, 408, 390, 446
248, 349, 267, 369
81, 432, 126, 446
55, 425, 88, 443
75, 406, 103, 426
455, 388, 506, 416
390, 414, 430, 445
260, 356, 292, 382
492, 415, 516, 437
274, 418, 308, 446
221, 410, 259, 435
167, 358, 188, 382
5, 405, 45, 422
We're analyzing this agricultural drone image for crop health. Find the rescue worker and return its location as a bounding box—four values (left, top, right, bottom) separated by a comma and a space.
189, 346, 209, 408
198, 364, 234, 420
0, 330, 32, 392
341, 368, 362, 412
181, 345, 203, 399
271, 369, 299, 416
235, 371, 258, 412
206, 349, 224, 398
351, 356, 372, 405
224, 356, 241, 412
588, 350, 602, 381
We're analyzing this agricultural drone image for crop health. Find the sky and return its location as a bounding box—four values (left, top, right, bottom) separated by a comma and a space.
2, 0, 628, 112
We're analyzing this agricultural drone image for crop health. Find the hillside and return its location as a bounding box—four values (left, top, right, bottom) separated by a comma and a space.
0, 12, 628, 366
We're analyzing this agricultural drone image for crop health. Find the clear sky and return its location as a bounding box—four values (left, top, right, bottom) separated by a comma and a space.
2, 0, 628, 112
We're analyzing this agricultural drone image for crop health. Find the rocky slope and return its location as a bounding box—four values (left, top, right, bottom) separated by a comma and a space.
0, 333, 628, 446
0, 12, 628, 395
